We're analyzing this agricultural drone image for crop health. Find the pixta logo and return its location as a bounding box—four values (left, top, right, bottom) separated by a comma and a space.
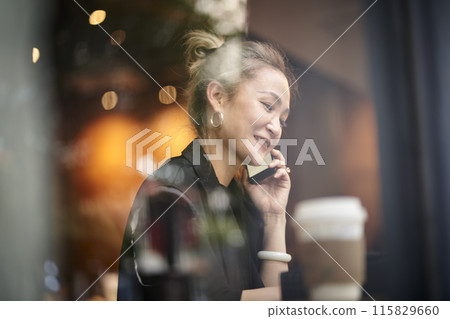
126, 129, 172, 175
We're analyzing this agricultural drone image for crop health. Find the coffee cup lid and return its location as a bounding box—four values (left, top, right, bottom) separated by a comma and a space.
295, 196, 367, 222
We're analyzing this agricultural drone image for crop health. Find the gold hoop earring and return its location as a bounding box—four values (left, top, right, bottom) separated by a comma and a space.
210, 111, 223, 128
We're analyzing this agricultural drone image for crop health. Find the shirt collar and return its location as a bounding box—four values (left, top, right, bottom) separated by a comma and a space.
181, 139, 222, 190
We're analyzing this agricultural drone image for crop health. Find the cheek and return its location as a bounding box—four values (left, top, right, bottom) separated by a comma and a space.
243, 102, 262, 124
228, 96, 260, 130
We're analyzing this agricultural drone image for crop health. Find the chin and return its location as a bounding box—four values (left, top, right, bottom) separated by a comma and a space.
236, 142, 269, 165
249, 151, 269, 166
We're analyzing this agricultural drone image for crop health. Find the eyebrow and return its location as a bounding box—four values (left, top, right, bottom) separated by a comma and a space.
257, 90, 281, 105
257, 90, 290, 116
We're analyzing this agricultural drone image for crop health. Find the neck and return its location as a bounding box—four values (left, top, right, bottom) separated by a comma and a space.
202, 143, 240, 186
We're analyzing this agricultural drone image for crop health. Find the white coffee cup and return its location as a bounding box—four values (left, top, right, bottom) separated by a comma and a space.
294, 197, 368, 301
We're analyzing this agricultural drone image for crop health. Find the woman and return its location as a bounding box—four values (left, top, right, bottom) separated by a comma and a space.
117, 30, 297, 300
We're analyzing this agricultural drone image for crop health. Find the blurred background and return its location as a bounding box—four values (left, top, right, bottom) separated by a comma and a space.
0, 0, 449, 300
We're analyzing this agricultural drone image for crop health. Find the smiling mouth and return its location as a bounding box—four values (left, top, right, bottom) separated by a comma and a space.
254, 135, 270, 149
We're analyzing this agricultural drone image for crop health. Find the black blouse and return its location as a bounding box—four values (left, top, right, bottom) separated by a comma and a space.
117, 139, 266, 300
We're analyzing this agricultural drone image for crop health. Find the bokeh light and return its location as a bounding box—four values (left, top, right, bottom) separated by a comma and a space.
145, 105, 196, 161
89, 10, 106, 25
158, 85, 177, 105
72, 115, 142, 198
110, 30, 126, 46
101, 91, 118, 110
32, 47, 40, 63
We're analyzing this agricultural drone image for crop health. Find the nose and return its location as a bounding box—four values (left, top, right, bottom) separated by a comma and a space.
266, 115, 281, 139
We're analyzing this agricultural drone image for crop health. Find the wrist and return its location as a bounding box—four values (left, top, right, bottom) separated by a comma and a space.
263, 213, 286, 227
263, 218, 287, 253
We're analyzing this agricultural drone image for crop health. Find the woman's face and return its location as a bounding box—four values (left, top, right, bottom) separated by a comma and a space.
220, 66, 290, 165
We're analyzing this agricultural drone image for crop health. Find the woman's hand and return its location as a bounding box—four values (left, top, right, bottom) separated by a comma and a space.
242, 148, 290, 286
242, 149, 291, 222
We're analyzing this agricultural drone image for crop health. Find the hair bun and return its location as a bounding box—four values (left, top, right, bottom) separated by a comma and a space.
184, 30, 224, 76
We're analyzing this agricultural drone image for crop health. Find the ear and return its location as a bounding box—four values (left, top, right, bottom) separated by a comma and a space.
206, 81, 225, 113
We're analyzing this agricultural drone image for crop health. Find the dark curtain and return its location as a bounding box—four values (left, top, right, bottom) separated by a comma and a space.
366, 0, 450, 300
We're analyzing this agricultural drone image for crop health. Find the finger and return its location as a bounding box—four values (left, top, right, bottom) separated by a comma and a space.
274, 167, 286, 179
268, 158, 286, 168
270, 148, 286, 164
275, 167, 290, 179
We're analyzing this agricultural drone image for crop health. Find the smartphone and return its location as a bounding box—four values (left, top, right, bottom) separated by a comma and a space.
246, 153, 277, 184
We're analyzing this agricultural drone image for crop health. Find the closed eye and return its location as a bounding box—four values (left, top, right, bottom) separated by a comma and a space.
261, 102, 288, 128
261, 101, 273, 111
